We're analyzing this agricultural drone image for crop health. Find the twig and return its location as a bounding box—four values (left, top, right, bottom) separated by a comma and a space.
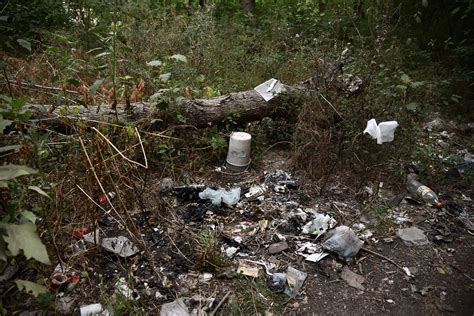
166, 234, 194, 265
361, 247, 408, 276
1, 79, 80, 94
78, 137, 132, 237
92, 127, 148, 169
210, 291, 231, 316
319, 92, 344, 120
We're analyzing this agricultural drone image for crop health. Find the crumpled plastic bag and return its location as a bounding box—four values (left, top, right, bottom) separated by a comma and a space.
322, 226, 363, 261
199, 187, 241, 207
363, 118, 399, 144
302, 213, 337, 238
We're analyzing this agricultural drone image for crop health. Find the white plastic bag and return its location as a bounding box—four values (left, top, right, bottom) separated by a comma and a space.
199, 187, 241, 207
363, 118, 399, 144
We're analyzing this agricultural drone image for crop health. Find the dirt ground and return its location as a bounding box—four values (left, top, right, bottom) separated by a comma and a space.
4, 139, 473, 316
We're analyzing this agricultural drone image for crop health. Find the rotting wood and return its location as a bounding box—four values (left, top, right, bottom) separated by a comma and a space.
22, 50, 362, 129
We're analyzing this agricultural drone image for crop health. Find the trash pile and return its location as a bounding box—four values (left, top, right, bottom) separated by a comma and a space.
44, 136, 473, 314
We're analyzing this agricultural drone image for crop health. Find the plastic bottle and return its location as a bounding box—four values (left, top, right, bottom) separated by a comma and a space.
406, 174, 443, 208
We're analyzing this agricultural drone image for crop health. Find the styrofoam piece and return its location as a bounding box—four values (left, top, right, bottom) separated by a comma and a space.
254, 78, 286, 101
226, 132, 251, 168
80, 303, 110, 316
363, 119, 399, 144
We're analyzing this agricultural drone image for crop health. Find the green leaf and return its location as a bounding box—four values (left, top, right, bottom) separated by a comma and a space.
88, 79, 104, 96
400, 74, 411, 84
66, 78, 80, 87
17, 39, 31, 52
95, 51, 111, 59
11, 96, 28, 112
0, 145, 21, 153
451, 7, 460, 15
0, 181, 7, 188
410, 81, 425, 88
0, 165, 38, 181
3, 223, 50, 264
170, 54, 187, 63
147, 60, 162, 67
28, 186, 51, 199
406, 102, 419, 111
20, 211, 38, 223
159, 73, 171, 82
15, 280, 48, 297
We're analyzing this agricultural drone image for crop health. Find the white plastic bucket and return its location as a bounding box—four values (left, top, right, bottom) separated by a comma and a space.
226, 132, 251, 170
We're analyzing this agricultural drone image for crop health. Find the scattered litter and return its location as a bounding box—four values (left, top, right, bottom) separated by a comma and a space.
101, 236, 139, 258
199, 273, 213, 283
406, 174, 443, 208
237, 262, 261, 278
254, 78, 286, 101
363, 119, 399, 144
270, 273, 287, 291
80, 303, 110, 316
160, 298, 190, 316
244, 185, 266, 199
392, 211, 410, 225
74, 227, 93, 238
82, 230, 100, 244
225, 246, 239, 258
403, 267, 415, 277
397, 226, 429, 246
386, 299, 395, 304
265, 170, 297, 193
340, 266, 365, 291
423, 117, 444, 131
305, 252, 329, 263
323, 226, 364, 261
287, 208, 307, 222
226, 132, 252, 170
199, 187, 241, 207
115, 277, 139, 300
302, 213, 337, 238
56, 295, 75, 314
445, 204, 474, 232
159, 177, 175, 193
242, 259, 276, 276
284, 266, 307, 297
98, 192, 116, 206
268, 241, 289, 254
295, 242, 329, 262
51, 272, 68, 289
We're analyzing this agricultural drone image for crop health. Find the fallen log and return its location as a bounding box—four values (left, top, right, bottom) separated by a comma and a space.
24, 50, 361, 129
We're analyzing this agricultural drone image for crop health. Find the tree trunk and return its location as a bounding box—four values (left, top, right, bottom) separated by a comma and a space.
25, 50, 361, 130
241, 0, 256, 15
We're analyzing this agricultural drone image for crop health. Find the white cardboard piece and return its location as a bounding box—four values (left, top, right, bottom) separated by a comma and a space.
254, 78, 286, 101
363, 119, 399, 144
